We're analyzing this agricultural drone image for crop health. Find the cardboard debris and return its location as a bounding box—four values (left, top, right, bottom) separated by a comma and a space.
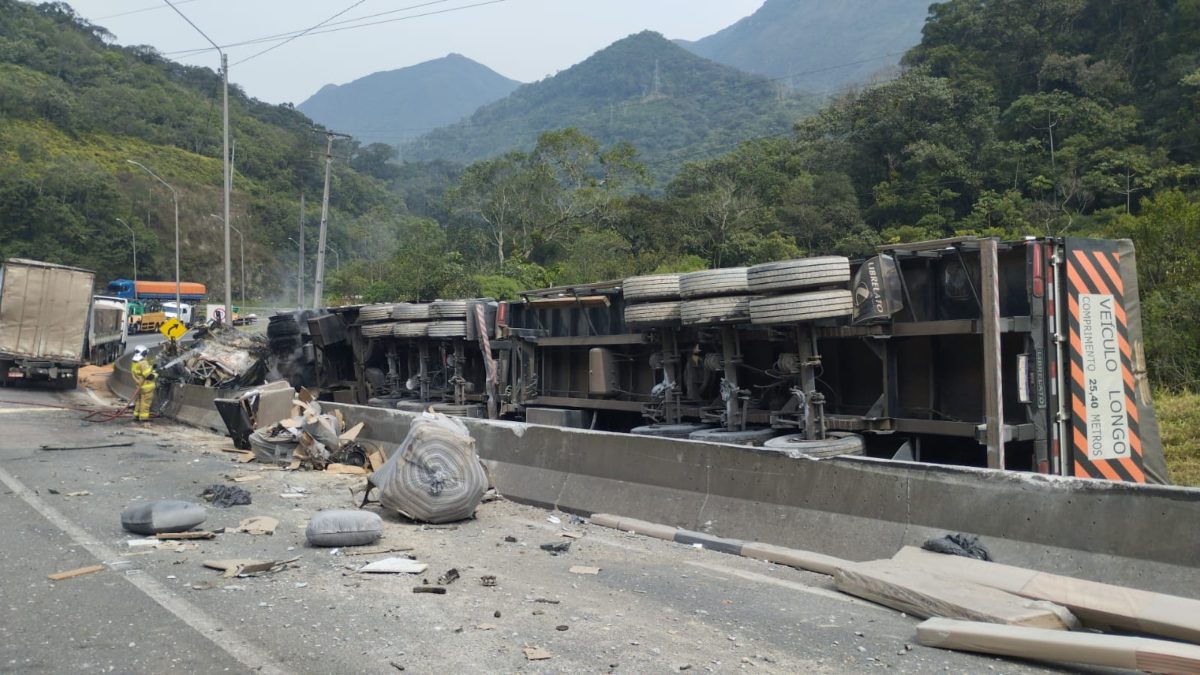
893, 546, 1200, 643
917, 617, 1200, 673
367, 450, 386, 472
523, 647, 553, 661
48, 564, 105, 581
234, 516, 278, 536
569, 566, 601, 575
358, 557, 428, 574
203, 556, 299, 578
236, 452, 256, 463
833, 559, 1078, 630
325, 463, 368, 475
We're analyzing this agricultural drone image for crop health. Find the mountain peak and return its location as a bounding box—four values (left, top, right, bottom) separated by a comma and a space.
298, 54, 521, 145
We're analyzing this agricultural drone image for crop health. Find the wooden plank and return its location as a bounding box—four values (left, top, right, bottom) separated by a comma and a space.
917, 618, 1200, 674
48, 564, 105, 581
980, 237, 1005, 469
833, 560, 1076, 630
894, 546, 1200, 643
740, 542, 849, 576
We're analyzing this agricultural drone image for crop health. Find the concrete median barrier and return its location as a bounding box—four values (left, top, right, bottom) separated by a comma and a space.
323, 403, 1200, 597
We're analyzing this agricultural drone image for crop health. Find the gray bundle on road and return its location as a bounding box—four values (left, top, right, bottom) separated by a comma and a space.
121, 500, 207, 535
368, 412, 487, 523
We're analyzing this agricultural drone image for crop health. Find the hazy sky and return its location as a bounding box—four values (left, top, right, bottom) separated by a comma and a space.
64, 0, 766, 105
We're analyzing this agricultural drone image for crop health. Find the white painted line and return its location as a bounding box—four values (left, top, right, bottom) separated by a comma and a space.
0, 464, 289, 675
0, 407, 69, 414
684, 560, 883, 609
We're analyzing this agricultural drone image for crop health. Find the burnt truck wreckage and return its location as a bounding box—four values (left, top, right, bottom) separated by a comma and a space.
287, 236, 1167, 484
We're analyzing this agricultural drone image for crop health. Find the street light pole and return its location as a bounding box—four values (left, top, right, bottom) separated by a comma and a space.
164, 0, 231, 325
115, 218, 136, 295
126, 160, 179, 310
229, 222, 245, 308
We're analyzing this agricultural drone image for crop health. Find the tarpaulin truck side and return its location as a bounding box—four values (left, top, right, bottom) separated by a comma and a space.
0, 258, 95, 388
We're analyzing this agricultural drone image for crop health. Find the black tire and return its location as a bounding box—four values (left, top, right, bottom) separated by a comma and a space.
428, 321, 468, 338
392, 303, 431, 321
430, 300, 468, 319
267, 315, 300, 338
393, 322, 430, 338
432, 403, 484, 418
630, 423, 714, 439
748, 290, 853, 325
761, 431, 865, 458
687, 427, 779, 446
680, 295, 752, 326
361, 322, 398, 338
623, 274, 681, 302
624, 301, 681, 328
747, 257, 851, 293
679, 268, 749, 298
358, 304, 396, 322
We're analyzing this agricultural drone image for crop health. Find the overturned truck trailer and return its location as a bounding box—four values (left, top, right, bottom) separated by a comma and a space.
308, 236, 1167, 484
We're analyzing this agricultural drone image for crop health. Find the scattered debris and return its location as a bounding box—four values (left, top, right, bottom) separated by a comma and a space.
547, 515, 561, 524
540, 541, 571, 555
413, 586, 447, 594
437, 568, 460, 585
234, 516, 279, 536
569, 565, 601, 575
40, 441, 133, 451
203, 557, 299, 578
522, 646, 553, 661
325, 463, 367, 475
922, 533, 993, 561
533, 598, 561, 605
359, 557, 428, 574
230, 474, 262, 483
556, 624, 569, 631
65, 490, 90, 497
48, 564, 105, 581
480, 575, 497, 587
156, 531, 216, 540
367, 412, 487, 523
334, 546, 414, 557
161, 327, 268, 388
476, 623, 497, 631
121, 500, 208, 535
200, 484, 252, 508
503, 536, 518, 543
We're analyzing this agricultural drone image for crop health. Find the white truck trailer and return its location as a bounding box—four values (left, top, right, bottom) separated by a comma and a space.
86, 295, 128, 365
0, 259, 95, 388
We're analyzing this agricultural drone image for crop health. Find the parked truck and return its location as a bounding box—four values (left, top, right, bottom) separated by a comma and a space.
0, 259, 95, 389
85, 295, 128, 365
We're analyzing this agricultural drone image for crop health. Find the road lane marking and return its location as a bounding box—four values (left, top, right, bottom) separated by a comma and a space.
0, 464, 289, 675
0, 407, 70, 414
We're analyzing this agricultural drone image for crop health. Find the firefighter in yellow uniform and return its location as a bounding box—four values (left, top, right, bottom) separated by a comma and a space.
130, 345, 156, 424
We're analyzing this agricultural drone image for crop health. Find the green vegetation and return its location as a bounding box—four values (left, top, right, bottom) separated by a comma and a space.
402, 31, 812, 183
1155, 390, 1200, 486
0, 0, 413, 300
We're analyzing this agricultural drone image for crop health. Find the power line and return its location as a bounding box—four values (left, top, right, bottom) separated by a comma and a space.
231, 0, 369, 66
167, 0, 509, 58
94, 0, 202, 21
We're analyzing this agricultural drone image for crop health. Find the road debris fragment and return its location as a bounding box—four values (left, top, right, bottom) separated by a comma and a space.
47, 564, 105, 581
522, 646, 553, 661
540, 541, 571, 555
156, 531, 216, 540
200, 484, 251, 507
413, 586, 447, 594
569, 565, 601, 575
234, 516, 278, 536
359, 557, 428, 574
437, 568, 460, 585
203, 556, 299, 578
480, 575, 496, 587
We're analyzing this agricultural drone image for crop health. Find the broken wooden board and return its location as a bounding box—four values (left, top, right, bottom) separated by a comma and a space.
156, 531, 216, 540
917, 617, 1200, 674
894, 546, 1200, 643
833, 560, 1077, 630
48, 564, 105, 581
339, 422, 364, 443
325, 463, 368, 475
367, 450, 386, 472
234, 516, 278, 536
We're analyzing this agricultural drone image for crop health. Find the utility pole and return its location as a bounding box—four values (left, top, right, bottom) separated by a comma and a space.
297, 193, 305, 310
313, 130, 350, 309
221, 52, 232, 325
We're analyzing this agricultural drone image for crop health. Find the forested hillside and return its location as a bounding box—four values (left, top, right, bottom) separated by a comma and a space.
298, 54, 521, 147
678, 0, 930, 91
0, 0, 407, 299
362, 0, 1200, 389
401, 31, 810, 182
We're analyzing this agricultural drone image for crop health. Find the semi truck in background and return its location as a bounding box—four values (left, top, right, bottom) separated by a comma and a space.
106, 279, 207, 333
0, 259, 95, 388
85, 295, 128, 365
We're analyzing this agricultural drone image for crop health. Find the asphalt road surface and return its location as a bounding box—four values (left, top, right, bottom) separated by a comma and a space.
0, 383, 1089, 674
